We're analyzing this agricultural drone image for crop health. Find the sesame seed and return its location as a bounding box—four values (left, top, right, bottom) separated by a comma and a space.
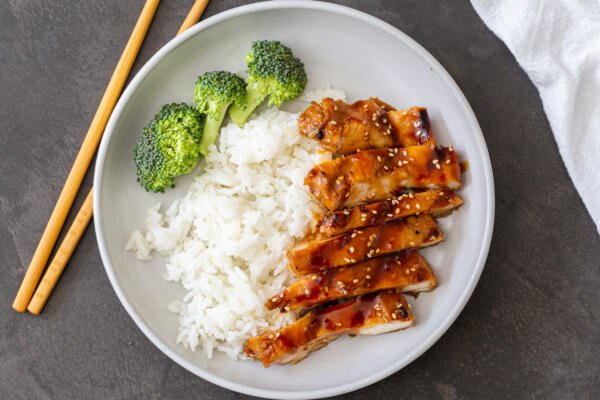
366, 274, 371, 279
436, 164, 441, 169
377, 155, 382, 162
432, 159, 439, 164
329, 120, 337, 125
375, 122, 380, 127
405, 204, 411, 209
402, 150, 408, 157
392, 313, 397, 319
343, 209, 350, 215
408, 192, 414, 198
403, 160, 409, 165
408, 241, 415, 247
395, 207, 401, 214
449, 145, 454, 152
349, 246, 355, 253
351, 232, 357, 238
387, 213, 393, 218
352, 279, 359, 283
270, 297, 278, 302
383, 165, 389, 171
268, 334, 274, 339
405, 268, 410, 274
398, 161, 403, 166
383, 118, 388, 123
410, 267, 416, 271
336, 322, 342, 327
438, 191, 445, 196
372, 210, 378, 215
416, 203, 421, 210
276, 332, 281, 337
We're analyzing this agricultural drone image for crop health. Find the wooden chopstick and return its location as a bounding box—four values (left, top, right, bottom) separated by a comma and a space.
27, 191, 94, 315
177, 0, 210, 35
12, 0, 161, 313
26, 0, 211, 315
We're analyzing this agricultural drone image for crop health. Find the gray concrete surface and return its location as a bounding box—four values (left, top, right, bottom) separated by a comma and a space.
1, 1, 599, 399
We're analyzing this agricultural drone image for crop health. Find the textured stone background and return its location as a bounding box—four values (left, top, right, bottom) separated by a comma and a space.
1, 1, 598, 399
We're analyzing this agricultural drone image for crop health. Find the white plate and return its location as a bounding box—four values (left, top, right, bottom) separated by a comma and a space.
94, 2, 494, 399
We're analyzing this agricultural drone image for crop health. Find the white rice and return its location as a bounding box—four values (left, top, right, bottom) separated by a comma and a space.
126, 88, 342, 359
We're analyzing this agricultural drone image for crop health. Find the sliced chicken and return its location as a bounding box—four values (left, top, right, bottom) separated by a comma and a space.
288, 215, 443, 276
304, 144, 461, 210
267, 250, 435, 312
387, 107, 435, 147
318, 189, 463, 238
298, 97, 434, 154
245, 289, 414, 367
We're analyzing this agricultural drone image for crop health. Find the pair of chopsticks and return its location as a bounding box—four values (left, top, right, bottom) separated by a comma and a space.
13, 0, 211, 315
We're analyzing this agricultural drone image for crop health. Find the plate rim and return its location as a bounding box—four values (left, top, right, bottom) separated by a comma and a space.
93, 1, 495, 399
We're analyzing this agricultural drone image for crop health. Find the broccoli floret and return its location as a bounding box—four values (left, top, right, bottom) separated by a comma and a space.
194, 71, 246, 156
228, 40, 307, 127
134, 103, 204, 192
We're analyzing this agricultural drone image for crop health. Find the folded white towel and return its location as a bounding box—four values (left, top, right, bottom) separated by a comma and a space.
471, 0, 600, 234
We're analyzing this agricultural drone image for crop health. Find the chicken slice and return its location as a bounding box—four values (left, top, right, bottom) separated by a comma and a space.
267, 250, 435, 312
318, 189, 463, 238
288, 215, 443, 276
387, 107, 435, 147
298, 98, 434, 154
245, 289, 414, 367
304, 144, 461, 210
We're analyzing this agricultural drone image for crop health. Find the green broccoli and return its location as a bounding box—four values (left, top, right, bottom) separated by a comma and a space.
228, 40, 307, 127
194, 71, 247, 156
134, 103, 204, 192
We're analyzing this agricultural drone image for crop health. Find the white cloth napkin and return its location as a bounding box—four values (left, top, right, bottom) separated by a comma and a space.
470, 0, 600, 234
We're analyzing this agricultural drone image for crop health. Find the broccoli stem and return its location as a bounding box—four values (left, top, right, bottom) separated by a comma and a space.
199, 105, 229, 156
228, 87, 264, 128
